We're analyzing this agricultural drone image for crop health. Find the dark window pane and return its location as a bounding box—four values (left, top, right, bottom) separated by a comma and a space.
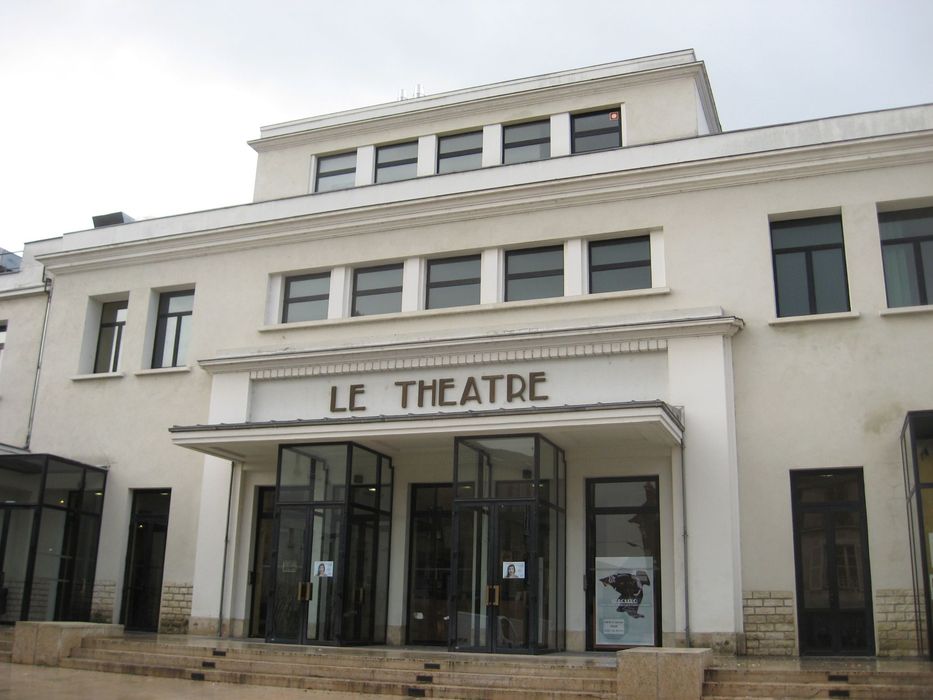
438, 132, 482, 155
504, 121, 549, 145
591, 267, 651, 293
574, 132, 620, 153
100, 301, 127, 324
175, 316, 191, 365
572, 109, 621, 153
287, 274, 329, 298
166, 293, 193, 314
923, 240, 933, 303
354, 291, 402, 316
316, 171, 355, 192
377, 142, 418, 164
507, 275, 563, 301
376, 142, 418, 184
593, 480, 658, 509
507, 248, 563, 275
355, 266, 402, 292
427, 283, 480, 309
82, 470, 106, 514
438, 153, 481, 174
318, 152, 356, 174
94, 326, 119, 372
376, 163, 417, 183
811, 248, 849, 313
879, 207, 933, 241
882, 243, 920, 307
591, 238, 650, 266
771, 217, 843, 250
428, 257, 480, 284
574, 111, 618, 133
503, 143, 550, 165
775, 251, 810, 317
285, 299, 328, 323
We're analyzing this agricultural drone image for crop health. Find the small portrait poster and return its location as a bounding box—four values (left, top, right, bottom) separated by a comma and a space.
595, 556, 655, 647
314, 560, 334, 577
502, 561, 525, 579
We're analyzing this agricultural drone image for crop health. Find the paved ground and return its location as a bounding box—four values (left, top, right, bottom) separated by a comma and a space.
0, 663, 397, 699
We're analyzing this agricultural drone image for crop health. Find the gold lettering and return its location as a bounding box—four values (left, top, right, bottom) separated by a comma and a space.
460, 376, 482, 405
329, 385, 346, 413
529, 371, 549, 401
507, 374, 527, 402
349, 384, 366, 412
418, 379, 438, 407
395, 380, 416, 409
481, 375, 504, 403
438, 378, 456, 406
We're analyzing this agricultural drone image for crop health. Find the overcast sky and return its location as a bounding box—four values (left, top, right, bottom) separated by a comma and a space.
1, 0, 931, 253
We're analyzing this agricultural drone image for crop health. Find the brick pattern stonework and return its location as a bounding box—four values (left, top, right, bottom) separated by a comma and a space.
743, 590, 796, 656
159, 582, 192, 634
876, 588, 926, 657
90, 580, 116, 623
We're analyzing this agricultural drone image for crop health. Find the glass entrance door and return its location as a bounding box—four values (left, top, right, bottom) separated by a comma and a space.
791, 469, 874, 655
406, 484, 452, 645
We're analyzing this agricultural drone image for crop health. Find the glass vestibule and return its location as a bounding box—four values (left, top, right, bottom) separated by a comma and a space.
451, 435, 565, 654
902, 411, 933, 659
267, 443, 392, 646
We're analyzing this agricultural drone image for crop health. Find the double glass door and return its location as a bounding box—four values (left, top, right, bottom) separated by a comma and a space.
452, 502, 531, 652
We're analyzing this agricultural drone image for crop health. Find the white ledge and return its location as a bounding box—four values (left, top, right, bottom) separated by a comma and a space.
70, 372, 124, 382
133, 366, 192, 377
879, 304, 933, 317
768, 310, 860, 326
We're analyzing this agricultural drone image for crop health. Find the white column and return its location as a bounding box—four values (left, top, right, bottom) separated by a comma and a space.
355, 146, 375, 186
480, 248, 502, 304
666, 334, 743, 652
401, 256, 424, 312
417, 135, 437, 177
650, 231, 666, 288
564, 239, 586, 296
482, 124, 503, 167
189, 372, 251, 635
550, 113, 571, 157
328, 266, 350, 319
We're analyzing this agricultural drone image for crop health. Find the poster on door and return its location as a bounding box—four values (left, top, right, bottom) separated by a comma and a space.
594, 556, 655, 647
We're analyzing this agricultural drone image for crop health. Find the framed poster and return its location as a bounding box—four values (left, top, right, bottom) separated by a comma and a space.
594, 556, 655, 647
314, 560, 334, 577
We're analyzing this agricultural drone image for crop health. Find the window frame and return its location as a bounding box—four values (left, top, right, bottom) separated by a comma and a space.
0, 320, 6, 375
588, 236, 651, 294
375, 141, 418, 184
314, 151, 357, 193
425, 254, 482, 310
437, 131, 483, 174
878, 207, 933, 308
571, 108, 622, 154
770, 215, 851, 318
503, 120, 551, 165
93, 300, 128, 373
151, 290, 194, 369
504, 245, 565, 302
352, 263, 404, 317
282, 272, 330, 323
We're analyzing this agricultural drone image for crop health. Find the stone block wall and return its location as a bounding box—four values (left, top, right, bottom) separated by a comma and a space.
90, 580, 116, 623
743, 590, 796, 656
875, 588, 925, 657
159, 582, 192, 634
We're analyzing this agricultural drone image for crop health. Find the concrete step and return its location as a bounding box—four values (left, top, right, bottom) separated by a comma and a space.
67, 646, 615, 693
703, 679, 932, 699
707, 668, 933, 686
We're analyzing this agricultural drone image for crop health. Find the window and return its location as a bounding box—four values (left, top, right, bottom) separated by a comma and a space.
352, 264, 403, 316
0, 321, 6, 375
93, 300, 127, 373
282, 273, 330, 323
589, 236, 651, 293
375, 142, 418, 183
503, 120, 550, 164
315, 152, 356, 193
571, 108, 621, 154
437, 132, 482, 174
152, 290, 194, 368
505, 246, 564, 302
425, 255, 481, 309
770, 216, 850, 317
879, 207, 933, 307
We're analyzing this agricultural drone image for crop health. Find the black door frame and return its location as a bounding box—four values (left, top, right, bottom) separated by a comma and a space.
248, 486, 275, 638
790, 467, 875, 655
405, 483, 453, 646
120, 489, 171, 632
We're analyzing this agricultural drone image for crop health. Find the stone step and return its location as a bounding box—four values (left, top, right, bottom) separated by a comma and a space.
703, 680, 932, 699
707, 668, 933, 686
60, 656, 612, 699
67, 647, 615, 693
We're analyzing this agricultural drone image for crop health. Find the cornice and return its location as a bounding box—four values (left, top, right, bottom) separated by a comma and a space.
36, 129, 933, 275
196, 313, 743, 376
0, 283, 47, 300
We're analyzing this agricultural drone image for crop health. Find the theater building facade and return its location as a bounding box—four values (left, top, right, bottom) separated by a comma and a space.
1, 50, 932, 658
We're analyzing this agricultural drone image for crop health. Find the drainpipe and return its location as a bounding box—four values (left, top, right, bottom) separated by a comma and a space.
217, 461, 236, 637
680, 438, 691, 647
24, 273, 52, 451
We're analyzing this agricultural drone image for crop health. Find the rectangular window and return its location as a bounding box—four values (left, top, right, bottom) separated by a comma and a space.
437, 131, 482, 174
352, 264, 403, 316
282, 273, 330, 323
505, 246, 564, 302
503, 120, 550, 165
93, 300, 128, 373
315, 152, 356, 193
0, 321, 6, 375
572, 108, 621, 154
375, 142, 418, 183
589, 236, 651, 293
425, 255, 481, 309
879, 207, 933, 307
770, 216, 850, 317
151, 290, 194, 368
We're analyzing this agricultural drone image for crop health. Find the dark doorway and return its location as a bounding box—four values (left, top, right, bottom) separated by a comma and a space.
248, 487, 275, 638
406, 484, 452, 645
791, 469, 874, 655
121, 490, 171, 632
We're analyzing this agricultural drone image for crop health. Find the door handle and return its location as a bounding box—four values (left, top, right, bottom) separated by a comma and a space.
296, 581, 313, 601
486, 584, 500, 607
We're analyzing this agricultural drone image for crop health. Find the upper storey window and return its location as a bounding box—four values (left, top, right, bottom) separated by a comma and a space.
0, 321, 6, 375
770, 216, 850, 318
152, 290, 194, 368
376, 142, 418, 183
352, 264, 403, 316
437, 132, 483, 174
879, 207, 933, 308
283, 273, 330, 323
589, 237, 651, 293
426, 255, 481, 309
503, 120, 550, 164
571, 108, 622, 154
315, 152, 356, 193
94, 300, 128, 373
505, 246, 564, 302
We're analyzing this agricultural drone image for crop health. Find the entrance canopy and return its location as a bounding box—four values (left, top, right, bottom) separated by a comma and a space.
169, 400, 684, 466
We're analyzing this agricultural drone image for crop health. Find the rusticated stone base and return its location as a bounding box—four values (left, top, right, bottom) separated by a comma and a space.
90, 581, 116, 624
876, 588, 925, 657
743, 590, 796, 656
158, 582, 192, 634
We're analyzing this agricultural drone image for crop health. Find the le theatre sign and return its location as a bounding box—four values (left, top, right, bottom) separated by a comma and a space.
329, 371, 550, 413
